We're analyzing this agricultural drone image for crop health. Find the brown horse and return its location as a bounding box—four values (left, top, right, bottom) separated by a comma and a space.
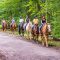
10, 23, 16, 32
32, 24, 39, 42
40, 23, 49, 47
2, 20, 7, 31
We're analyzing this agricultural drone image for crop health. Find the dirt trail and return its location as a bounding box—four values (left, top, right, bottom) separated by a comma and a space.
0, 32, 60, 60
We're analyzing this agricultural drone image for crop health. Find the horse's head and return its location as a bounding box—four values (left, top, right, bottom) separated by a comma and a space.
10, 23, 16, 31
2, 20, 7, 31
32, 24, 39, 35
41, 23, 48, 35
27, 22, 32, 28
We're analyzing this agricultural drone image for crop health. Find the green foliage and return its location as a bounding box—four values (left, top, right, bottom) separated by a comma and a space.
0, 25, 2, 29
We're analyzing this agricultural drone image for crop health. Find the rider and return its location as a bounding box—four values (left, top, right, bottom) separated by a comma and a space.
11, 18, 15, 25
2, 20, 6, 23
18, 16, 24, 34
19, 16, 24, 23
24, 15, 30, 31
19, 16, 24, 27
39, 16, 47, 31
2, 19, 6, 26
26, 15, 30, 24
32, 16, 39, 29
10, 18, 15, 27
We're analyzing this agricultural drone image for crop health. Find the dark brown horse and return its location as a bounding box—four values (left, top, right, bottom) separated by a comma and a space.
32, 24, 39, 42
40, 23, 49, 47
2, 20, 7, 31
10, 23, 16, 32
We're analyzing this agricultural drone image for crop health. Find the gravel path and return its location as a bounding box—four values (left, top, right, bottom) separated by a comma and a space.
0, 32, 60, 60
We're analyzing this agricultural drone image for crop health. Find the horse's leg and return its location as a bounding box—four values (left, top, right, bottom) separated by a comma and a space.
32, 34, 34, 41
4, 25, 6, 31
5, 27, 6, 31
2, 27, 4, 31
43, 34, 48, 47
21, 29, 23, 36
21, 28, 24, 36
4, 28, 6, 31
41, 35, 45, 46
3, 28, 4, 31
11, 26, 13, 32
10, 24, 12, 31
27, 31, 30, 40
26, 31, 28, 39
37, 34, 39, 41
18, 25, 20, 35
22, 29, 24, 36
28, 32, 30, 39
30, 32, 32, 40
4, 26, 6, 31
35, 35, 38, 43
15, 25, 16, 31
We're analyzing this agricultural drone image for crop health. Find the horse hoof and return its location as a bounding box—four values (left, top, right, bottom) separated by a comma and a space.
46, 45, 48, 47
42, 43, 44, 47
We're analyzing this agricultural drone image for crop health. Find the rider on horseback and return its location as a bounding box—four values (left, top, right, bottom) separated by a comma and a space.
11, 18, 15, 25
10, 18, 15, 27
2, 19, 6, 26
19, 16, 24, 24
24, 15, 30, 31
39, 16, 47, 32
26, 15, 30, 24
19, 16, 24, 28
18, 16, 24, 35
32, 16, 39, 29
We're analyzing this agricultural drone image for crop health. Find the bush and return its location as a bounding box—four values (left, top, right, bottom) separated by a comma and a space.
0, 25, 2, 29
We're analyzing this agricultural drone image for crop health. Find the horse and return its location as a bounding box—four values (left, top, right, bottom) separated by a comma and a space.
18, 22, 24, 36
25, 21, 32, 40
2, 21, 7, 31
31, 24, 39, 42
39, 23, 51, 47
10, 23, 16, 32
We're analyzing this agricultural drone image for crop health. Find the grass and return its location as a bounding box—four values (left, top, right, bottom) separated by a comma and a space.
0, 25, 2, 29
48, 40, 60, 47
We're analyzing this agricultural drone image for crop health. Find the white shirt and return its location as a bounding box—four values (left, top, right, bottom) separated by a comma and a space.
19, 19, 24, 23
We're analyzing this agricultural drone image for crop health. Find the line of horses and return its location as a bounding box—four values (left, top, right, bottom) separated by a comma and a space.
2, 21, 16, 32
2, 20, 51, 47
